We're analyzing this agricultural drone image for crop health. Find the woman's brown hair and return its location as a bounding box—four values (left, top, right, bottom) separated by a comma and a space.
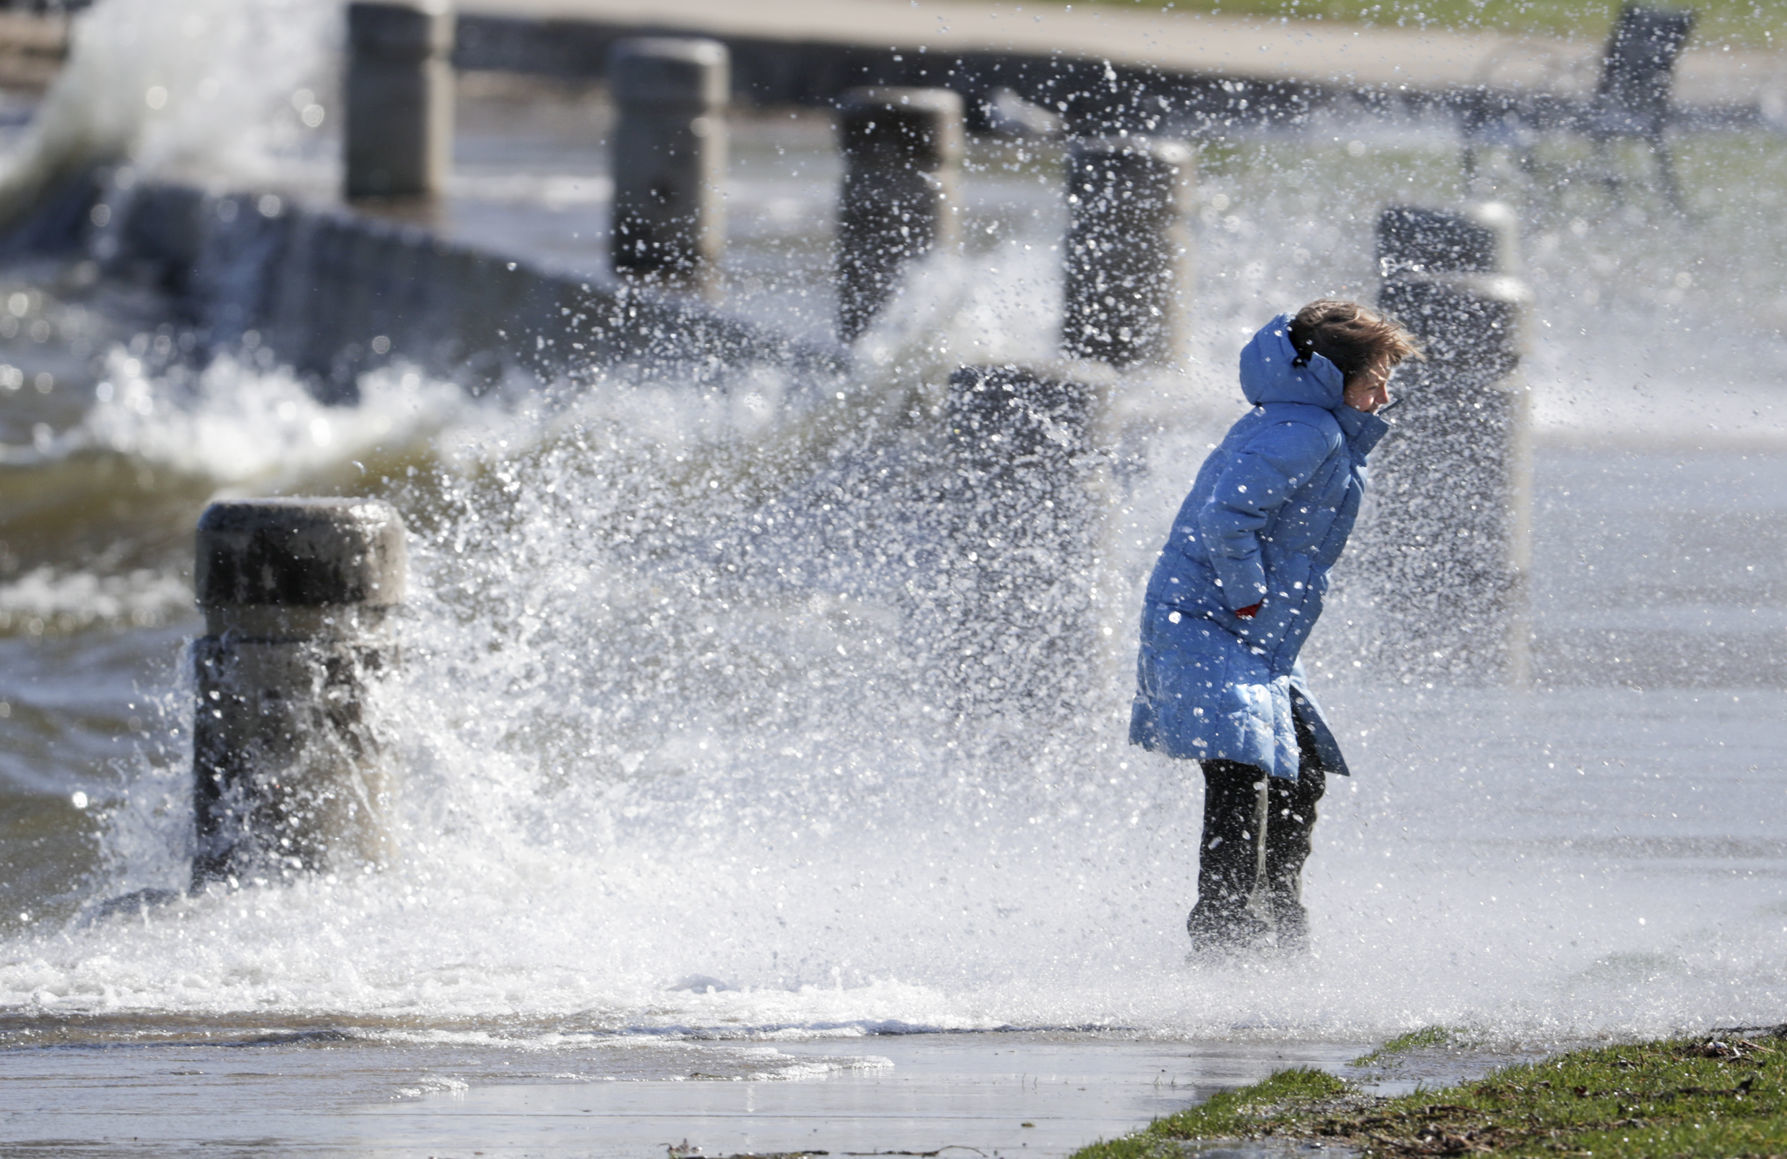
1288, 299, 1419, 380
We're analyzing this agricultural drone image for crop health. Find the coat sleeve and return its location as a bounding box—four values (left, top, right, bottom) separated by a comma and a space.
1196, 418, 1335, 611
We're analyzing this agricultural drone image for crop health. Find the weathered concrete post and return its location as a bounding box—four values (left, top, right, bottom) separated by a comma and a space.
191, 499, 407, 889
1366, 201, 1533, 683
930, 138, 1191, 711
835, 87, 965, 342
939, 364, 1107, 713
609, 37, 729, 294
1062, 137, 1195, 368
344, 1, 455, 200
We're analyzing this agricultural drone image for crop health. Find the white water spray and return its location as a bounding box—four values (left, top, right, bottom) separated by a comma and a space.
0, 0, 338, 227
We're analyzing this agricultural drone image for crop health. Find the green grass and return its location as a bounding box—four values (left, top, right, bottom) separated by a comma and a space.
1347, 1024, 1469, 1068
1072, 1031, 1787, 1158
1071, 0, 1787, 51
1072, 1067, 1350, 1159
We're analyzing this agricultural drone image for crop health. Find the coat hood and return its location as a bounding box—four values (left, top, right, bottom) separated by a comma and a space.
1237, 313, 1345, 409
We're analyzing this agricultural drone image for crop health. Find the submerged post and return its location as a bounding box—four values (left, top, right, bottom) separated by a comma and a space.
344, 1, 455, 200
1366, 202, 1533, 683
191, 499, 407, 889
609, 37, 729, 295
939, 364, 1106, 712
1062, 137, 1195, 368
835, 87, 964, 342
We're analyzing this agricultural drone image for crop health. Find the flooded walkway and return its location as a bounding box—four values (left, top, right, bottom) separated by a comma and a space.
1, 1030, 1368, 1157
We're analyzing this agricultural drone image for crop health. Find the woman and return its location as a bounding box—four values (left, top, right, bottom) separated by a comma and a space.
1129, 299, 1418, 956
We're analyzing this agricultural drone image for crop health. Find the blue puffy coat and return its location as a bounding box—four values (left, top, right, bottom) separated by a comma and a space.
1128, 314, 1390, 781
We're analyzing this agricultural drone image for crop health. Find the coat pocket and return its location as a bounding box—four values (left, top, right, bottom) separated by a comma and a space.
1234, 552, 1321, 671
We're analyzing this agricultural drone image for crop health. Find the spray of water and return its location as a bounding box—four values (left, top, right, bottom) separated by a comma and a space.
16, 248, 1779, 1043
0, 0, 337, 227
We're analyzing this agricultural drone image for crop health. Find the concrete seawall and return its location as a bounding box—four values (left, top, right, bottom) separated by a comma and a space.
105, 180, 849, 400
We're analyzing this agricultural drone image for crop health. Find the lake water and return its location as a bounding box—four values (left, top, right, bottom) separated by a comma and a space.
2, 1, 1786, 1154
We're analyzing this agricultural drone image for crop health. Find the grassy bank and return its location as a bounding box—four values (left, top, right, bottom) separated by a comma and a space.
1073, 1026, 1787, 1158
1075, 1, 1786, 51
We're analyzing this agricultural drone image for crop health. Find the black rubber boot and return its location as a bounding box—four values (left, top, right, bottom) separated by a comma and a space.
1187, 758, 1271, 956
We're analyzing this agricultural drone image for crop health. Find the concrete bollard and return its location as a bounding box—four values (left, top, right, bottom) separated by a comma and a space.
1365, 201, 1533, 683
835, 87, 965, 342
191, 498, 407, 889
608, 37, 729, 295
938, 364, 1106, 712
344, 1, 455, 200
1062, 137, 1195, 368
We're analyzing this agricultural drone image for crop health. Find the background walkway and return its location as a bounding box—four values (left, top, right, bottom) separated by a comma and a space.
464, 0, 1783, 117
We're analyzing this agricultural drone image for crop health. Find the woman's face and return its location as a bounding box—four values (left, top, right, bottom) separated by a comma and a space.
1343, 355, 1393, 413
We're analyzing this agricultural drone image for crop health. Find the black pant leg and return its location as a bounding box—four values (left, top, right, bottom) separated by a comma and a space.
1188, 758, 1270, 949
1261, 711, 1329, 949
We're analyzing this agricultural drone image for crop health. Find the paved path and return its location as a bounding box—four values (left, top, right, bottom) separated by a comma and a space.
462, 0, 1783, 113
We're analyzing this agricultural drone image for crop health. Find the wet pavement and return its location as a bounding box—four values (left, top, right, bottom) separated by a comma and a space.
370, 1035, 1372, 1158
1, 1030, 1377, 1158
